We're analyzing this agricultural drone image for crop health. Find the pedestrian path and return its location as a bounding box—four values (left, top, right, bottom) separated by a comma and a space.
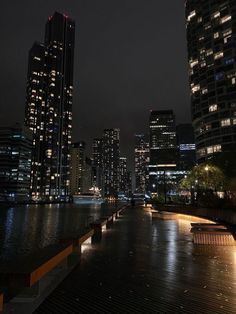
34, 206, 236, 314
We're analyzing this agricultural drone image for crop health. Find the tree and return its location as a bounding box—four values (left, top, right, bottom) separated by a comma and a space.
180, 163, 225, 192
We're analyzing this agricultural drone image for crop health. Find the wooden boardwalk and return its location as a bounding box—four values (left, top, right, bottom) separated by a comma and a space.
34, 206, 236, 314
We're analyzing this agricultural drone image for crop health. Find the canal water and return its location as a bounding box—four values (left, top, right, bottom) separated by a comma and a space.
0, 202, 119, 262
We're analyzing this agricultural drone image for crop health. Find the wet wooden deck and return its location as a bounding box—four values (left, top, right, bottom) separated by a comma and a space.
34, 206, 236, 314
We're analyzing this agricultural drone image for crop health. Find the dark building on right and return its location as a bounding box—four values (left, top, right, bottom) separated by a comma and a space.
185, 0, 236, 163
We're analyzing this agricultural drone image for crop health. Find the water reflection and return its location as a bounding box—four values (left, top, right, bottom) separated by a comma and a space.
0, 202, 114, 262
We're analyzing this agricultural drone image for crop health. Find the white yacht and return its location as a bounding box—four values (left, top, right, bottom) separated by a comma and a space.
73, 187, 104, 205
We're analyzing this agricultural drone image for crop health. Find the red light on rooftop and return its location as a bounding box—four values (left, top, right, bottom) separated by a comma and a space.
48, 16, 52, 21
63, 14, 69, 19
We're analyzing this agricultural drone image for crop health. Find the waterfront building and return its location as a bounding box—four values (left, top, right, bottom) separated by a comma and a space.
176, 124, 196, 170
149, 110, 177, 194
70, 142, 86, 195
25, 12, 75, 201
0, 124, 32, 202
134, 134, 150, 193
186, 0, 236, 163
103, 129, 120, 197
119, 157, 127, 193
83, 157, 93, 193
119, 156, 132, 195
92, 138, 103, 191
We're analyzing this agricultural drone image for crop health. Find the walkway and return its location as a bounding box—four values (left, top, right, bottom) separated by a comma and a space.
34, 206, 236, 314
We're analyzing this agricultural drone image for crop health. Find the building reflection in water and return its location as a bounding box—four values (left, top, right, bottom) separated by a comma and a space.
0, 202, 113, 262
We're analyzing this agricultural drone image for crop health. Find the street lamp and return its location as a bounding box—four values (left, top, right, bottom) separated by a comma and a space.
204, 165, 209, 190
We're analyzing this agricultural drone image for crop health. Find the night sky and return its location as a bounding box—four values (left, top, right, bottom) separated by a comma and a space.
0, 0, 190, 169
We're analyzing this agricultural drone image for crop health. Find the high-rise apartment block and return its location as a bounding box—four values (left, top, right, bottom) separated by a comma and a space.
186, 0, 236, 163
25, 12, 75, 200
103, 129, 120, 197
134, 134, 149, 193
0, 124, 32, 202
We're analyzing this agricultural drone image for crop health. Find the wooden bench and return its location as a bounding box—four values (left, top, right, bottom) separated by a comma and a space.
152, 211, 178, 220
191, 228, 235, 245
191, 223, 227, 229
60, 229, 94, 255
0, 243, 73, 300
90, 218, 107, 242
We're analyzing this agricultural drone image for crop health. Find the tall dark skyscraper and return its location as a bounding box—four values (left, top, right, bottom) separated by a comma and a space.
70, 142, 86, 195
186, 0, 236, 163
176, 124, 196, 170
149, 110, 177, 194
103, 129, 120, 197
134, 134, 150, 193
25, 12, 75, 200
92, 138, 103, 191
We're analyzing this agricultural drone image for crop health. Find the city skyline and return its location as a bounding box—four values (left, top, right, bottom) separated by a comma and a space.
0, 0, 190, 167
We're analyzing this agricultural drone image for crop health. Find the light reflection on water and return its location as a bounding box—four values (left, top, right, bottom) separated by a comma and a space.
0, 202, 114, 262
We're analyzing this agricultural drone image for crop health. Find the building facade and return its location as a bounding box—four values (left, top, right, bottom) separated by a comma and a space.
0, 124, 32, 202
103, 129, 120, 197
25, 12, 75, 200
70, 142, 86, 195
134, 134, 150, 193
186, 0, 236, 163
176, 124, 196, 170
149, 110, 177, 194
92, 138, 103, 191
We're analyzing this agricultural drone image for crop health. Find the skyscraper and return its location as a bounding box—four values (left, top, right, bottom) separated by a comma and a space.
25, 12, 75, 200
176, 124, 196, 170
70, 142, 86, 195
149, 110, 177, 194
92, 138, 103, 191
119, 157, 128, 193
134, 134, 149, 193
0, 124, 32, 202
103, 129, 120, 197
186, 0, 236, 163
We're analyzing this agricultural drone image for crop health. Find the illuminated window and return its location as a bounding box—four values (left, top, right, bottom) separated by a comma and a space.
190, 59, 199, 68
221, 119, 231, 127
214, 52, 224, 60
187, 10, 196, 22
191, 84, 200, 94
209, 104, 218, 112
212, 11, 220, 19
206, 49, 213, 56
221, 15, 231, 24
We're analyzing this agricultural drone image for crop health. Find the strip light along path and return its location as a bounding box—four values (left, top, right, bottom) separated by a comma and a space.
34, 206, 236, 314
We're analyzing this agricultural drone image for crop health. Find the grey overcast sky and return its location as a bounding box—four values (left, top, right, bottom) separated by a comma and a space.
0, 0, 190, 169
